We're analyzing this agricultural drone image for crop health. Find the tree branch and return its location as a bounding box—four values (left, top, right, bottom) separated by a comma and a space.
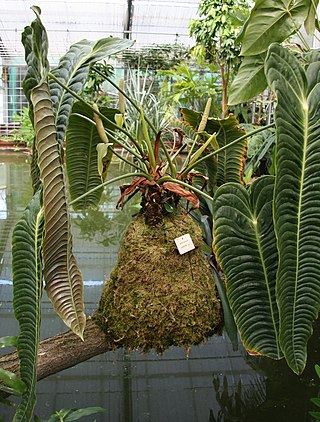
0, 318, 112, 385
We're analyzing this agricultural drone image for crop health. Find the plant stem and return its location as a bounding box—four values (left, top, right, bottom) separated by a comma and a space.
94, 68, 158, 135
170, 142, 188, 162
140, 105, 157, 169
48, 72, 145, 157
110, 147, 145, 172
159, 137, 177, 177
71, 112, 145, 165
181, 122, 275, 178
297, 30, 311, 51
209, 263, 238, 350
69, 172, 147, 206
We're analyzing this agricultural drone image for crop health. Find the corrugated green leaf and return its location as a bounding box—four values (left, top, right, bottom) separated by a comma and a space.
206, 115, 246, 186
66, 102, 117, 210
228, 54, 267, 105
265, 44, 320, 374
213, 176, 281, 359
49, 37, 133, 143
21, 6, 49, 108
31, 82, 86, 339
303, 49, 320, 66
12, 192, 43, 421
179, 107, 201, 129
241, 0, 310, 56
179, 110, 246, 186
172, 115, 217, 193
21, 6, 49, 192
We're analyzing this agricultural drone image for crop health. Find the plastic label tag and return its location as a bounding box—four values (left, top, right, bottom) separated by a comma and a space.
174, 234, 195, 255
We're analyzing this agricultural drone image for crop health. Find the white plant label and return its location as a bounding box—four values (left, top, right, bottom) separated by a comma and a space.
174, 233, 195, 255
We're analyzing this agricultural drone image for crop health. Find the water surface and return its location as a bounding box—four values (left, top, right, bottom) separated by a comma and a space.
0, 153, 319, 422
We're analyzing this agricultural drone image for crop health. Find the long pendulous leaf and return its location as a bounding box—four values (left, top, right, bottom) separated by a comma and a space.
213, 176, 281, 359
49, 37, 133, 144
21, 6, 49, 109
265, 43, 320, 374
31, 81, 86, 339
12, 192, 43, 421
66, 102, 118, 210
21, 6, 49, 192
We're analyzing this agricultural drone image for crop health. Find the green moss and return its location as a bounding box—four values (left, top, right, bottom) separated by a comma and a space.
96, 212, 222, 353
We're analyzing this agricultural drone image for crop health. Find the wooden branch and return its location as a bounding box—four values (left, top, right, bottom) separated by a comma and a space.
0, 318, 113, 382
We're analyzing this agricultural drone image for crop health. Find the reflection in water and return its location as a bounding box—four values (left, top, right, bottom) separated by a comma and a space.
0, 188, 7, 220
211, 375, 266, 421
0, 154, 33, 281
0, 155, 136, 284
0, 153, 320, 421
72, 190, 140, 248
0, 163, 7, 219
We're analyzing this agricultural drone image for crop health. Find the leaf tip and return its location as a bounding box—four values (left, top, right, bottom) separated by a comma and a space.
31, 5, 41, 16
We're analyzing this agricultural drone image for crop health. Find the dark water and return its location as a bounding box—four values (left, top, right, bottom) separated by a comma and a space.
0, 153, 319, 422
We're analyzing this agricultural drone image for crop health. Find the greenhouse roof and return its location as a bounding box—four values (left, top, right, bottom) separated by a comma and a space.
0, 0, 200, 59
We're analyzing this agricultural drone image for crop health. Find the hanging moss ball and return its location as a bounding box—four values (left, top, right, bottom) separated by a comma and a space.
96, 211, 222, 353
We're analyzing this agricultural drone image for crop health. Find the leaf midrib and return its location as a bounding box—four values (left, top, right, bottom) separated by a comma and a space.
242, 1, 298, 55
15, 207, 43, 421
292, 98, 309, 371
252, 207, 281, 358
84, 124, 95, 204
54, 43, 93, 126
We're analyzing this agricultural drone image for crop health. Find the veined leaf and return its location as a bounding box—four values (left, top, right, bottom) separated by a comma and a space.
206, 115, 247, 186
311, 397, 320, 407
50, 37, 133, 143
171, 117, 202, 144
64, 407, 107, 421
172, 117, 218, 193
265, 44, 320, 374
179, 110, 246, 186
0, 368, 26, 396
21, 6, 49, 108
213, 176, 281, 359
306, 61, 320, 90
31, 82, 86, 339
0, 336, 18, 348
241, 0, 310, 56
180, 107, 201, 129
30, 139, 41, 193
303, 49, 320, 67
21, 6, 49, 192
228, 54, 267, 105
12, 192, 43, 420
66, 102, 118, 210
304, 0, 319, 34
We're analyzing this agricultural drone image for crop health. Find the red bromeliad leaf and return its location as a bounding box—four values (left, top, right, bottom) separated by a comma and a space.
117, 177, 146, 208
154, 131, 163, 165
117, 177, 158, 208
163, 182, 199, 208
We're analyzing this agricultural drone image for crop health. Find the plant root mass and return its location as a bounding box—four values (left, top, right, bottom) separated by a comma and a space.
96, 212, 222, 353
